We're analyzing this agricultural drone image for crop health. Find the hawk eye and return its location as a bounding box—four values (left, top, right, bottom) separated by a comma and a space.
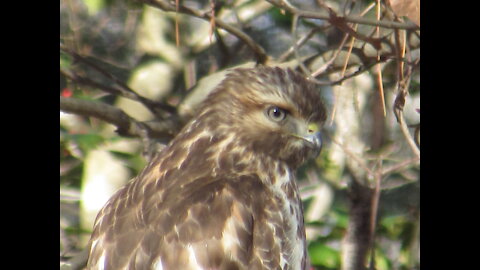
266, 106, 288, 122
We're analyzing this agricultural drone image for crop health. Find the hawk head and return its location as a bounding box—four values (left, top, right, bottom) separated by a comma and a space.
191, 66, 327, 169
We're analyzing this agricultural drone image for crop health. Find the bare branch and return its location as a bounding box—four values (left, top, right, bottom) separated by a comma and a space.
266, 0, 419, 30
61, 68, 133, 100
277, 26, 326, 62
382, 156, 420, 176
328, 135, 373, 177
60, 44, 177, 116
367, 159, 382, 270
397, 111, 420, 159
311, 32, 349, 77
393, 64, 420, 159
141, 0, 268, 64
340, 2, 376, 77
60, 97, 180, 139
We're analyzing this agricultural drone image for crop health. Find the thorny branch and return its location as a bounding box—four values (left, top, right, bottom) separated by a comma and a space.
60, 44, 177, 117
394, 56, 420, 158
60, 96, 180, 140
141, 0, 268, 64
266, 0, 419, 30
340, 149, 419, 270
278, 26, 327, 62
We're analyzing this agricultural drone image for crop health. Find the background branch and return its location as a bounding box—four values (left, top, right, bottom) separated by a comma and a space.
141, 0, 268, 64
266, 0, 419, 30
342, 177, 374, 270
60, 96, 180, 139
60, 44, 177, 116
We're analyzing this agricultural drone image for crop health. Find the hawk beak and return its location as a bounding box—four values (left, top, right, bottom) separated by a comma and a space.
303, 123, 322, 158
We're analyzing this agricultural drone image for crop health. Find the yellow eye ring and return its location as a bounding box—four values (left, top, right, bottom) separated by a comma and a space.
266, 106, 288, 122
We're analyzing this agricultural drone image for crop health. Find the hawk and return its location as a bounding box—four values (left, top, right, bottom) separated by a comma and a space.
86, 66, 327, 270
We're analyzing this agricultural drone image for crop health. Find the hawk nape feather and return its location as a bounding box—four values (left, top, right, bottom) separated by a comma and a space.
86, 66, 327, 270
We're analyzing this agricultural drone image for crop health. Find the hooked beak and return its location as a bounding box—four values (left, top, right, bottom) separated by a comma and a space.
303, 123, 322, 158
291, 123, 323, 158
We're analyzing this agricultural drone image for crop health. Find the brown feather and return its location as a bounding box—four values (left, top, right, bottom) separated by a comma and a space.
86, 66, 326, 270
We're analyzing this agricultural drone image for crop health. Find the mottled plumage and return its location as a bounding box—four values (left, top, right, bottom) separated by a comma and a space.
86, 67, 327, 270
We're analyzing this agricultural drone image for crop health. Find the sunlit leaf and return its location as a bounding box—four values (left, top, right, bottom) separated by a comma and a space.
380, 215, 407, 238
374, 249, 392, 270
68, 133, 105, 153
84, 0, 106, 15
308, 242, 340, 268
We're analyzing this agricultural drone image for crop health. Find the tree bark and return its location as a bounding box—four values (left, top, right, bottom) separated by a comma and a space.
342, 178, 374, 270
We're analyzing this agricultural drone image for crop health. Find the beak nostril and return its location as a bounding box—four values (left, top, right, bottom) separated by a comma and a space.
307, 123, 319, 134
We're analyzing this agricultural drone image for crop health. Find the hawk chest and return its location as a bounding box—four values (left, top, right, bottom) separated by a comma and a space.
264, 170, 306, 270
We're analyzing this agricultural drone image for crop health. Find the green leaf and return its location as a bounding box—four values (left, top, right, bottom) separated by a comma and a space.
373, 248, 392, 270
109, 150, 147, 173
60, 53, 71, 69
268, 7, 293, 27
332, 208, 349, 229
308, 242, 340, 268
69, 133, 105, 153
84, 0, 105, 15
380, 215, 407, 238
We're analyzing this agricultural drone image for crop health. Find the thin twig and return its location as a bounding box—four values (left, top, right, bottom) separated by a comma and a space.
393, 63, 420, 159
340, 2, 376, 77
292, 0, 385, 50
313, 57, 385, 86
374, 0, 386, 117
397, 111, 420, 159
175, 0, 180, 46
341, 36, 355, 78
142, 0, 268, 64
382, 156, 420, 176
60, 45, 177, 116
291, 14, 312, 78
394, 28, 406, 84
368, 160, 382, 270
61, 68, 137, 101
266, 0, 419, 30
208, 0, 216, 44
328, 135, 373, 177
311, 32, 349, 77
277, 26, 326, 62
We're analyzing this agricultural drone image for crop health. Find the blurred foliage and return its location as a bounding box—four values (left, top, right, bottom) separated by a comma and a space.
60, 0, 419, 269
